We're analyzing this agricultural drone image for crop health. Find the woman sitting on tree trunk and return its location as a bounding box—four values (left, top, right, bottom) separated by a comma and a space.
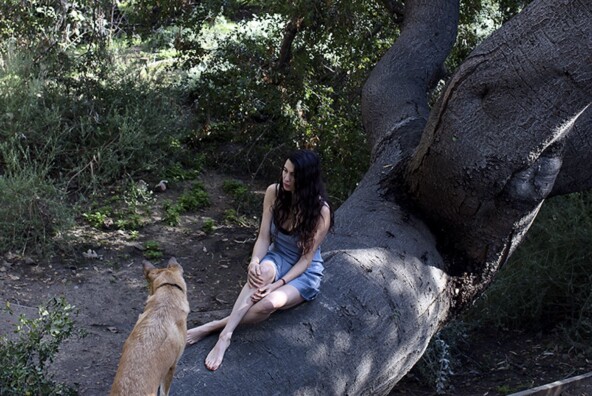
186, 149, 334, 371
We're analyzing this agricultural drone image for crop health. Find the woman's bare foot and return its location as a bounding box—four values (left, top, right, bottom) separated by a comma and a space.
205, 333, 231, 371
186, 325, 212, 345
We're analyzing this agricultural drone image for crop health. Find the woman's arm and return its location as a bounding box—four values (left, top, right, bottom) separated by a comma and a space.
247, 184, 277, 287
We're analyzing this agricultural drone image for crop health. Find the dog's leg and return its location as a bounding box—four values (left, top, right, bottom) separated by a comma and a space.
160, 365, 176, 396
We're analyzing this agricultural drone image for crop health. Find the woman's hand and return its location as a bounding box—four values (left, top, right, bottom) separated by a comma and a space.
251, 281, 282, 303
247, 261, 263, 288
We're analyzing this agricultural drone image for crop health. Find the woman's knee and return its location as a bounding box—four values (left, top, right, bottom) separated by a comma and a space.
257, 260, 277, 284
251, 298, 278, 316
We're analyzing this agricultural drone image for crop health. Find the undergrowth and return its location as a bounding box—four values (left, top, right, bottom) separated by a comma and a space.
0, 298, 80, 396
413, 192, 592, 393
0, 44, 191, 255
467, 191, 592, 348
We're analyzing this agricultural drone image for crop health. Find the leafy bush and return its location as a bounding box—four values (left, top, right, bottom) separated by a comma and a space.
177, 182, 210, 211
0, 43, 192, 252
202, 217, 215, 234
0, 0, 108, 53
0, 298, 79, 396
178, 11, 376, 204
162, 199, 182, 226
466, 192, 592, 347
0, 47, 190, 195
0, 169, 73, 256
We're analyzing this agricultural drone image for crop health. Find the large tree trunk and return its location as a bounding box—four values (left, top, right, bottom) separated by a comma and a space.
173, 0, 591, 393
404, 0, 592, 305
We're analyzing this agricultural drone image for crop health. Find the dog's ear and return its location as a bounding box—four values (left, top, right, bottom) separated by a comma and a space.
167, 257, 183, 272
143, 260, 156, 279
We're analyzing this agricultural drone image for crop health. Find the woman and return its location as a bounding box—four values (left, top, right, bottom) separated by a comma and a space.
186, 149, 334, 371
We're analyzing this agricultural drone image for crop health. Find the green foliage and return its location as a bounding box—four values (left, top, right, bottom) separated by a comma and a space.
178, 182, 210, 211
0, 42, 191, 252
143, 240, 163, 260
223, 209, 250, 227
161, 182, 210, 226
445, 0, 532, 75
0, 168, 73, 256
0, 0, 108, 53
0, 47, 190, 195
0, 298, 79, 396
176, 6, 385, 204
202, 217, 215, 234
222, 179, 259, 215
466, 192, 592, 348
82, 180, 155, 231
162, 199, 182, 226
164, 157, 204, 182
82, 210, 110, 229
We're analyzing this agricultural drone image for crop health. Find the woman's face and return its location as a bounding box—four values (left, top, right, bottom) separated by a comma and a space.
282, 159, 295, 192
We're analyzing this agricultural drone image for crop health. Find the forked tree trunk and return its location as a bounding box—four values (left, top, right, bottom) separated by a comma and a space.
174, 0, 592, 393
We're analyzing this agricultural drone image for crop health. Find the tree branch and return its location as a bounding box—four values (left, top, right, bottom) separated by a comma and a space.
362, 0, 459, 159
276, 16, 304, 71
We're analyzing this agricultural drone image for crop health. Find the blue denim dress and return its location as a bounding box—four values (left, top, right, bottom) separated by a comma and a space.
261, 221, 324, 301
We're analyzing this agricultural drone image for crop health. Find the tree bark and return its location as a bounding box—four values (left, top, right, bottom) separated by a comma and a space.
404, 0, 592, 304
174, 0, 591, 393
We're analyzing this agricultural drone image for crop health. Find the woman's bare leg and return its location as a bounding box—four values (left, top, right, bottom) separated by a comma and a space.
200, 262, 276, 370
204, 283, 304, 371
186, 259, 308, 371
186, 261, 276, 345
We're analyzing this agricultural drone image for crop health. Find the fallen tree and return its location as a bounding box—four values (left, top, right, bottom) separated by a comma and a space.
174, 0, 592, 393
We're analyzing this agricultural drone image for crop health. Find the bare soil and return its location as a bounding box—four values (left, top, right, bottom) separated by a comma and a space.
0, 170, 590, 396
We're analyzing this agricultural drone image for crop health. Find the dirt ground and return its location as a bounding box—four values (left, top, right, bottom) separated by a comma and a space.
0, 170, 590, 396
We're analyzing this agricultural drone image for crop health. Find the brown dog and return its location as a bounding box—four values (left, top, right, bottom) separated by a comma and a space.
110, 257, 190, 396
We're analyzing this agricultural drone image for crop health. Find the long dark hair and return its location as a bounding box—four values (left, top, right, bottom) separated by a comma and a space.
272, 150, 334, 254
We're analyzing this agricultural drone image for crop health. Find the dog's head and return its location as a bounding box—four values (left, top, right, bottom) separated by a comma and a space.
143, 257, 187, 295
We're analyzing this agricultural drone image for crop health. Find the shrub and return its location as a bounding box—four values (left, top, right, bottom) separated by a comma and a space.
0, 43, 192, 253
178, 182, 210, 211
0, 169, 73, 256
162, 199, 182, 226
202, 217, 215, 234
0, 47, 190, 196
0, 298, 79, 396
178, 13, 373, 205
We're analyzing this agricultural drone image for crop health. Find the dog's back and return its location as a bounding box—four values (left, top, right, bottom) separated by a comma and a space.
110, 258, 189, 396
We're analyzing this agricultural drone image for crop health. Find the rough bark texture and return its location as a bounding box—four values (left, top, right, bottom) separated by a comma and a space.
405, 0, 592, 305
173, 0, 591, 394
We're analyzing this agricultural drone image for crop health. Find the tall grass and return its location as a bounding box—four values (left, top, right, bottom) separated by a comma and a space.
1, 47, 190, 191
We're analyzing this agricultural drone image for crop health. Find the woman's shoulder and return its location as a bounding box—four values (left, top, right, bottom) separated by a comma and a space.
266, 183, 279, 195
263, 183, 280, 202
